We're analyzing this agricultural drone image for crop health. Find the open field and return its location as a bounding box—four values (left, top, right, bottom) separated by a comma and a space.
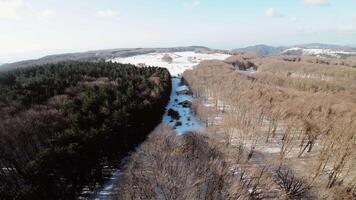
111, 51, 230, 76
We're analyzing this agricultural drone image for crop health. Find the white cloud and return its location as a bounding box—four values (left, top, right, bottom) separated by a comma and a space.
0, 0, 54, 20
182, 0, 200, 10
96, 9, 120, 20
264, 8, 284, 18
353, 13, 356, 20
303, 0, 329, 6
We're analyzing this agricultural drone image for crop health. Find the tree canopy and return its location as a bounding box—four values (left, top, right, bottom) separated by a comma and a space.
0, 61, 171, 199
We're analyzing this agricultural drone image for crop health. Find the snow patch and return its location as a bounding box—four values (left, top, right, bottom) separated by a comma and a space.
92, 170, 122, 200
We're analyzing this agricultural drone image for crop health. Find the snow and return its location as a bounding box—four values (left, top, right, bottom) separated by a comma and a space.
260, 146, 281, 154
92, 170, 122, 200
176, 85, 189, 92
162, 77, 203, 134
290, 73, 332, 81
283, 47, 356, 58
111, 51, 230, 76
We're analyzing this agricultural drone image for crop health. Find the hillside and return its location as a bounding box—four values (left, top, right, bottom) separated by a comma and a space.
3, 43, 354, 72
0, 62, 171, 199
1, 48, 356, 200
233, 43, 356, 58
0, 46, 211, 71
232, 44, 285, 56
182, 55, 356, 199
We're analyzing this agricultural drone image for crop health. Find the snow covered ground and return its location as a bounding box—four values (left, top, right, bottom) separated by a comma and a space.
111, 51, 230, 76
162, 77, 203, 134
92, 171, 122, 200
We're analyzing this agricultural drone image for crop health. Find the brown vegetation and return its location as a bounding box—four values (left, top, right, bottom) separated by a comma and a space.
162, 54, 173, 63
115, 126, 233, 199
114, 125, 310, 200
182, 56, 356, 199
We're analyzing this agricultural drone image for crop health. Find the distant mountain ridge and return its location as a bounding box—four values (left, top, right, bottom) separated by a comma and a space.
0, 46, 211, 71
2, 43, 356, 71
233, 43, 356, 56
294, 43, 355, 50
232, 44, 286, 56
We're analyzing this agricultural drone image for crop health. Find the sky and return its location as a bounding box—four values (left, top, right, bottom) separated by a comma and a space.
0, 0, 356, 63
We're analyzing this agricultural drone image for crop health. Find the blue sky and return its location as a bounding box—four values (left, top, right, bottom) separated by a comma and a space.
0, 0, 355, 63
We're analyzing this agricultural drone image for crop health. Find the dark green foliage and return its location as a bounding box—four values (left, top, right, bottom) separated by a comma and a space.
0, 61, 171, 199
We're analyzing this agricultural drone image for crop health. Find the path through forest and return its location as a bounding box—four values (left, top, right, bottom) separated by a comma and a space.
92, 76, 203, 200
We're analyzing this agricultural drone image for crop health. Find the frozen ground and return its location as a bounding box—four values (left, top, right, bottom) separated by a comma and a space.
92, 171, 122, 200
111, 51, 230, 76
162, 77, 203, 134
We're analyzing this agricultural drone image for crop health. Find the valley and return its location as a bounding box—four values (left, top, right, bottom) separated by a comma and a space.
101, 50, 355, 199
92, 51, 230, 199
1, 47, 355, 200
1, 0, 355, 199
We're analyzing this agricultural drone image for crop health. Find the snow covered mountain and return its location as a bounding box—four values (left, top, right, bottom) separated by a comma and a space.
234, 43, 356, 58
282, 47, 356, 58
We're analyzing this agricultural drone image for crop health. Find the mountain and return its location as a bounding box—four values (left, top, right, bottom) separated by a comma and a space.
282, 44, 356, 58
3, 43, 355, 71
232, 45, 286, 56
234, 43, 356, 58
0, 46, 210, 71
292, 43, 354, 50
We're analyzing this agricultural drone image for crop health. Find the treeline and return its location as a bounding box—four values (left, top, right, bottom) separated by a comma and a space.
0, 61, 171, 199
115, 125, 312, 200
114, 126, 263, 200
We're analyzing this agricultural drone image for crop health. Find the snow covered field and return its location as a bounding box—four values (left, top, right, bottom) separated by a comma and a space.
111, 51, 230, 75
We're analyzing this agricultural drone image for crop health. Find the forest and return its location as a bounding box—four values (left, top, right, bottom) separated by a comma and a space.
0, 61, 171, 199
182, 55, 356, 199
